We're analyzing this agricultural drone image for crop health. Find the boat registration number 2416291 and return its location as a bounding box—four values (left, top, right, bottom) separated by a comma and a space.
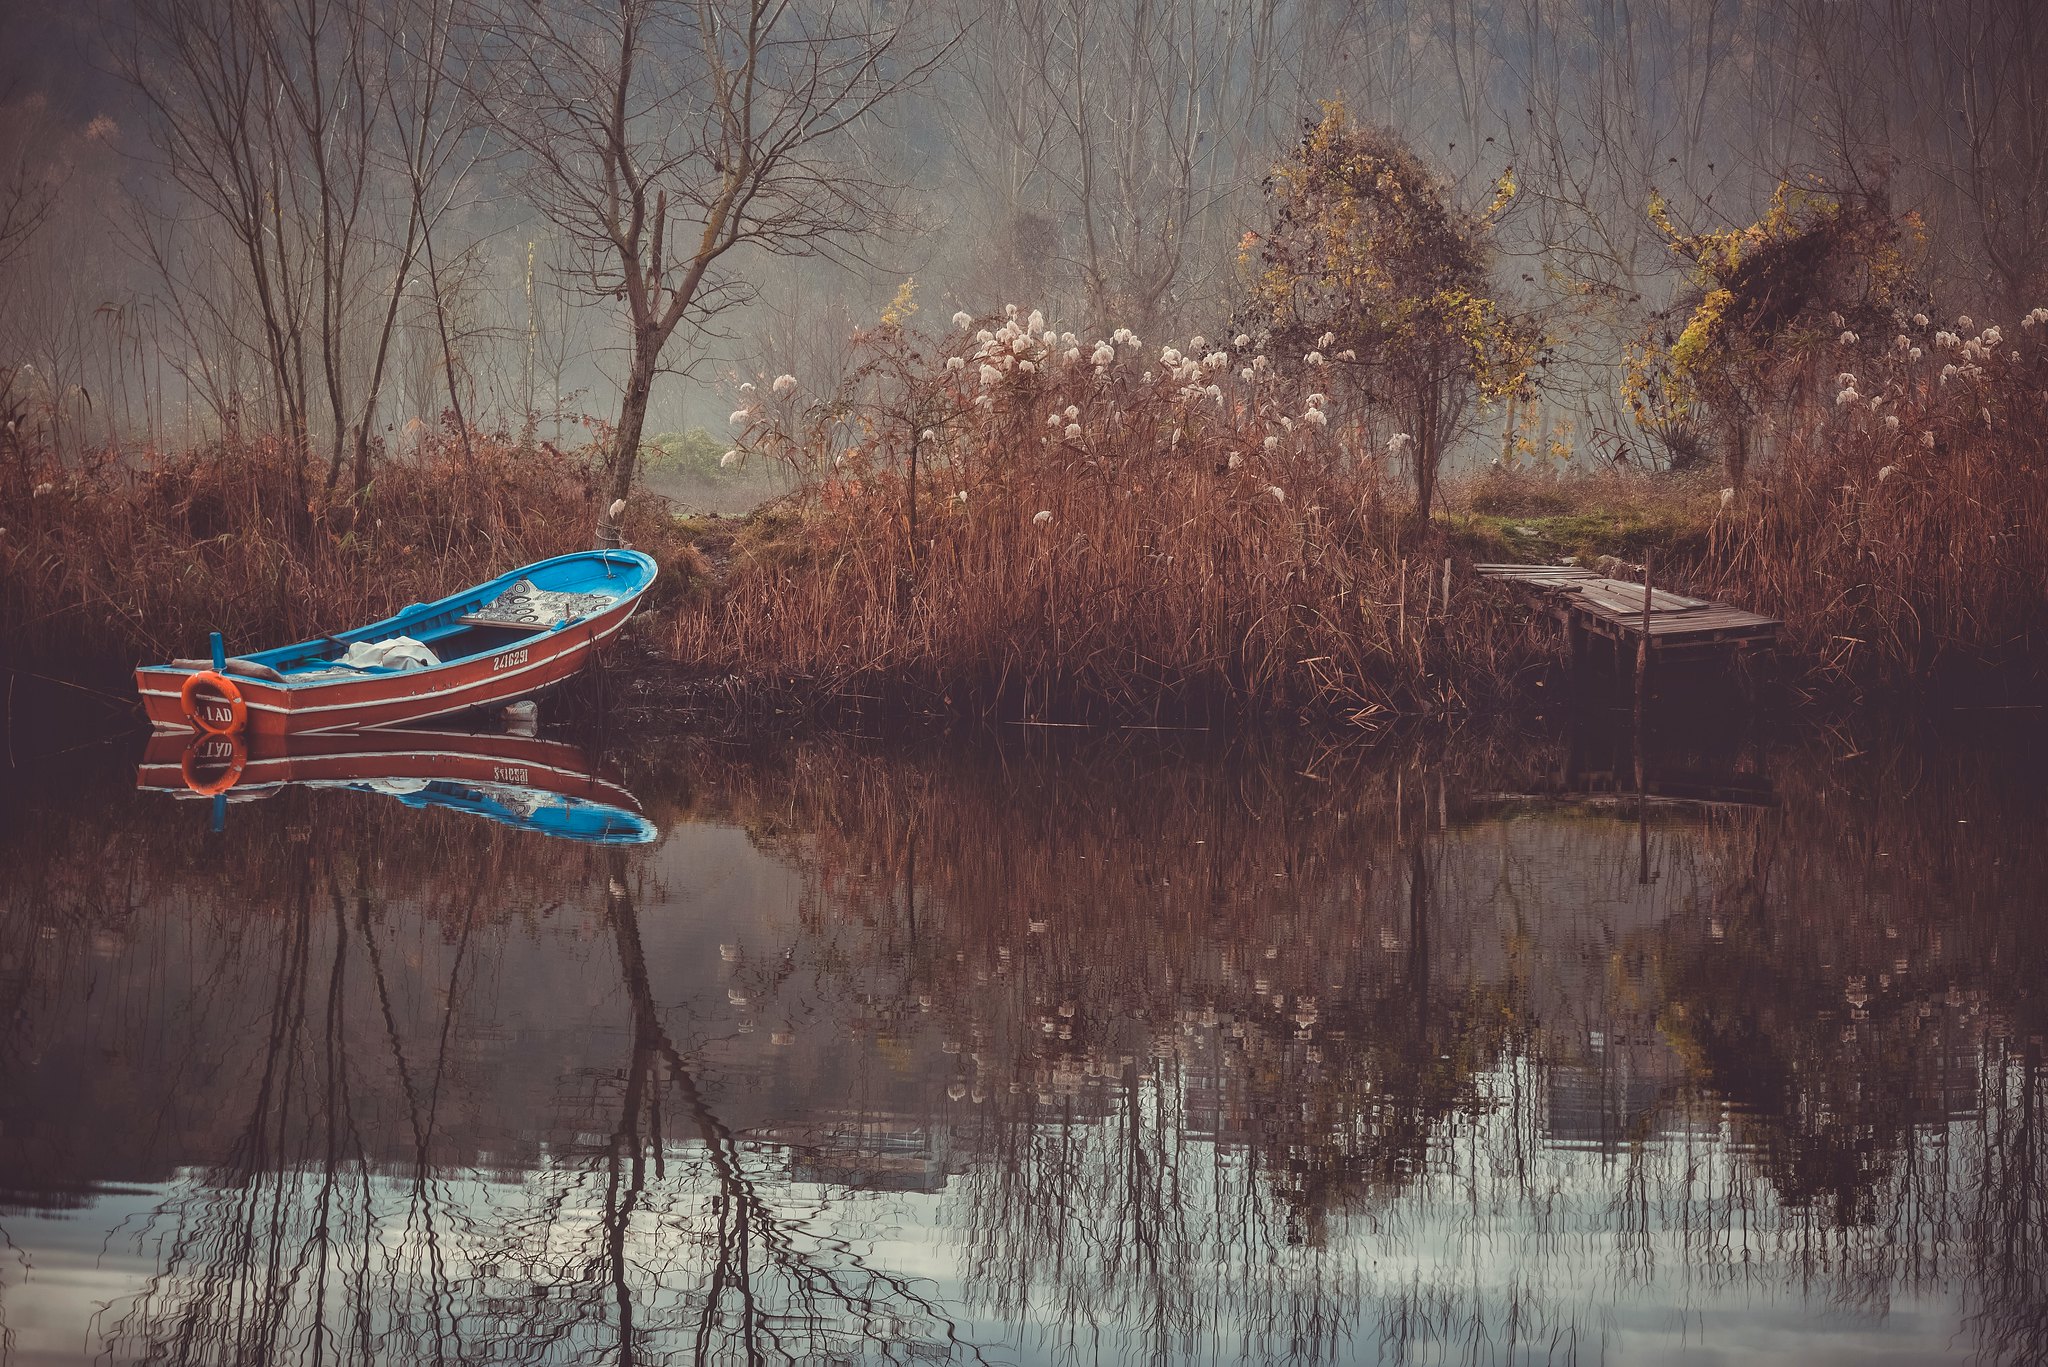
491, 647, 530, 671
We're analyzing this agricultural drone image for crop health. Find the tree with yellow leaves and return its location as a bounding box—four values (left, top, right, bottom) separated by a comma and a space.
1625, 184, 1921, 484
1240, 103, 1539, 520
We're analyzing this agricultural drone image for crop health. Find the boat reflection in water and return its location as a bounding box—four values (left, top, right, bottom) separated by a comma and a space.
136, 726, 658, 844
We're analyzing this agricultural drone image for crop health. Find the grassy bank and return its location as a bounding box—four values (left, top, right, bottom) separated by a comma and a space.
0, 434, 694, 668
7, 315, 2046, 723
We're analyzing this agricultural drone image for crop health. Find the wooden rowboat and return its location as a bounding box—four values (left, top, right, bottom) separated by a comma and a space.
138, 727, 659, 844
135, 549, 657, 736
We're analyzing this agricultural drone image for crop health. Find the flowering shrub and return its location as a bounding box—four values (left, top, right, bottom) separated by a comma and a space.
674, 305, 1551, 721
1704, 310, 2048, 686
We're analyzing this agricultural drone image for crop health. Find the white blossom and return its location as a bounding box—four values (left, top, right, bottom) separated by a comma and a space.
919, 428, 936, 442
1304, 351, 1325, 365
1064, 422, 1084, 439
979, 363, 1003, 386
738, 381, 756, 394
1042, 330, 1059, 347
1203, 351, 1229, 371
1302, 407, 1328, 427
1884, 415, 1900, 431
1388, 433, 1415, 461
1205, 384, 1224, 404
1161, 346, 1183, 366
1267, 485, 1286, 503
1027, 309, 1045, 333
1018, 359, 1036, 374
1982, 326, 2003, 347
1091, 342, 1116, 367
947, 356, 965, 371
1958, 315, 1974, 331
720, 449, 740, 468
1909, 347, 1923, 362
1263, 435, 1280, 451
1336, 349, 1356, 361
1719, 487, 1735, 507
1318, 331, 1336, 348
1839, 330, 1859, 345
1239, 367, 1254, 381
1048, 412, 1063, 427
977, 329, 995, 345
1921, 431, 1936, 449
952, 310, 974, 329
1940, 364, 1959, 384
1878, 464, 1896, 482
772, 373, 796, 394
1228, 453, 1244, 469
1912, 312, 1930, 327
729, 408, 752, 426
955, 489, 970, 503
1234, 334, 1250, 348
1033, 509, 1054, 525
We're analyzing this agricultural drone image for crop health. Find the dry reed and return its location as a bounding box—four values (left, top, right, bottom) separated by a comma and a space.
670, 310, 1557, 723
0, 432, 688, 666
1703, 314, 2048, 690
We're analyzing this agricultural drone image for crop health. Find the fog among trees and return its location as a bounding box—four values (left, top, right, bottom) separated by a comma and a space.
3, 0, 2044, 488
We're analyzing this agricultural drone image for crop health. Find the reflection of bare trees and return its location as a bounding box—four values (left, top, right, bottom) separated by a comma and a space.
6, 723, 2048, 1362
478, 858, 973, 1363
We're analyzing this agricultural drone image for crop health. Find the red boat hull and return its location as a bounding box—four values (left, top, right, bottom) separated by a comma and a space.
135, 598, 636, 735
137, 727, 643, 811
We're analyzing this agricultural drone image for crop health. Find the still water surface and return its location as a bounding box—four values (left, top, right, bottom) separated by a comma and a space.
1, 720, 2044, 1365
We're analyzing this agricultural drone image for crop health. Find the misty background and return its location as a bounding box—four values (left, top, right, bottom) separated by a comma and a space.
2, 0, 2040, 509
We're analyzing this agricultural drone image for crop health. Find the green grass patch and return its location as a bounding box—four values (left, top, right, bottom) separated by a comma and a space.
1446, 506, 1712, 565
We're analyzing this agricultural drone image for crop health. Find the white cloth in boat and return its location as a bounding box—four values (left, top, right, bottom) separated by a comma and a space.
461, 578, 619, 629
337, 635, 439, 671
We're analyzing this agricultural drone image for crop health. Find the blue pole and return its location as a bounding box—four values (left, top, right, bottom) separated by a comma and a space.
211, 793, 227, 833
210, 631, 226, 671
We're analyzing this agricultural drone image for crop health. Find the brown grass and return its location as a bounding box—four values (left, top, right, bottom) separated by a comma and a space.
668, 317, 1558, 724
0, 433, 690, 667
1701, 320, 2048, 691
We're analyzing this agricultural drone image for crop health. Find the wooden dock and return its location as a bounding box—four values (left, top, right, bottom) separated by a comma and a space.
1474, 564, 1778, 670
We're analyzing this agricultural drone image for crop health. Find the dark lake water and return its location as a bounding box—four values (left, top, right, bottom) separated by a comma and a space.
1, 716, 2045, 1365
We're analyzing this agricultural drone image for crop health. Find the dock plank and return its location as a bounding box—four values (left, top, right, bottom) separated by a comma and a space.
1473, 562, 1779, 659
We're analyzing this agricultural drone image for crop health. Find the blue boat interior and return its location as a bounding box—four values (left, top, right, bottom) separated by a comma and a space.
184, 550, 658, 684
367, 780, 660, 844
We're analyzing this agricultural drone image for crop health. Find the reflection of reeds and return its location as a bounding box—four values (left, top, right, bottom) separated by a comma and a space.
7, 722, 2048, 1363
647, 723, 2048, 1363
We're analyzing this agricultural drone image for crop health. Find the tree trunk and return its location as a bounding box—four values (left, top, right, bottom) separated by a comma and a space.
599, 358, 657, 548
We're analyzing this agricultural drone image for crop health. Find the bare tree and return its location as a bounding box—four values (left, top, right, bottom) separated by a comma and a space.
0, 88, 64, 273
473, 0, 953, 546
123, 0, 476, 524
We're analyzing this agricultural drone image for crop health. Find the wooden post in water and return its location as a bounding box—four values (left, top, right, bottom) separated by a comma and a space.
1636, 553, 1653, 716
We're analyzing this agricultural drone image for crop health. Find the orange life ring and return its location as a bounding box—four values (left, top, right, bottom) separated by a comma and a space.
180, 735, 247, 795
181, 669, 248, 735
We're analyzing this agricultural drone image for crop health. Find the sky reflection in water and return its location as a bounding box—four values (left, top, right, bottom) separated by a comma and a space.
1, 722, 2044, 1365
